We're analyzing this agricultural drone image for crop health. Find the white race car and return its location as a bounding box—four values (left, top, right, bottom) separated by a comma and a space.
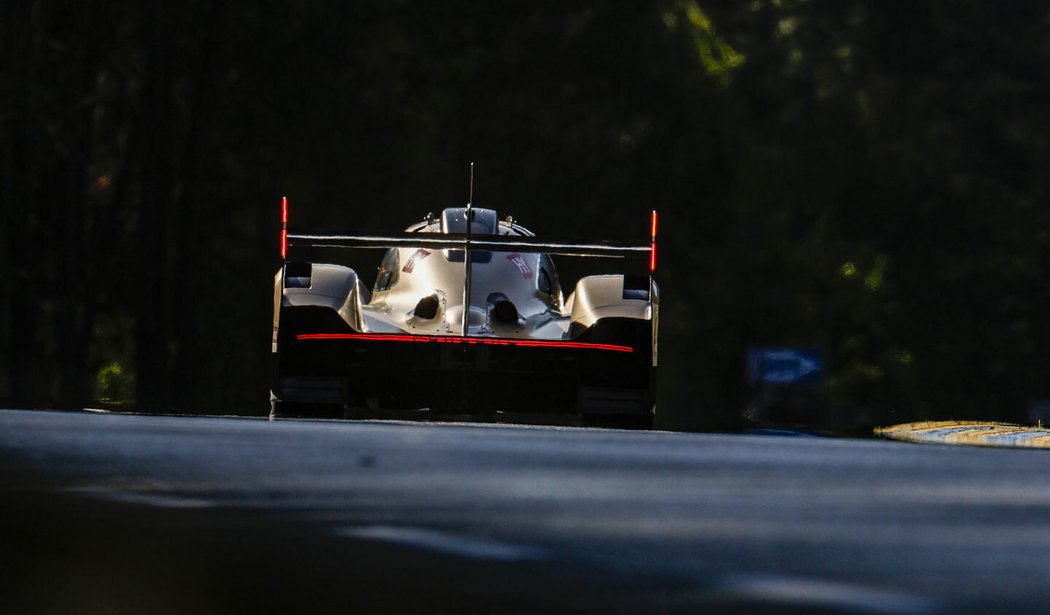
271, 199, 659, 428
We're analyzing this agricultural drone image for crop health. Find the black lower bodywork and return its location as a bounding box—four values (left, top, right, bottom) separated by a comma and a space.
272, 306, 656, 428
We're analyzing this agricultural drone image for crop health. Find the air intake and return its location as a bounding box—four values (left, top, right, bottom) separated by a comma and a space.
413, 296, 440, 320
491, 299, 518, 323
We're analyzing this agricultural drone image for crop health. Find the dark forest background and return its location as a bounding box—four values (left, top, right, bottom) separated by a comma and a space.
3, 1, 1050, 430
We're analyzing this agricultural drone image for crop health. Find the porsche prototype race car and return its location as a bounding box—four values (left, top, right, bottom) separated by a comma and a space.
271, 199, 659, 428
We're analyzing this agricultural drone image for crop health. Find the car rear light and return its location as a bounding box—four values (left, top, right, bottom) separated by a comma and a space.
296, 333, 633, 353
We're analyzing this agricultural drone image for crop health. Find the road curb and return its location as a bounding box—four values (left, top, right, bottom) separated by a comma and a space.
876, 421, 1050, 449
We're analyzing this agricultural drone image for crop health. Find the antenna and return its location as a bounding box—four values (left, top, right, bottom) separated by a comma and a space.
467, 161, 475, 207
462, 162, 475, 336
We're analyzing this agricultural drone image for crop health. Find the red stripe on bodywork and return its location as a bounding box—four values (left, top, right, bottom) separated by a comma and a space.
295, 333, 633, 353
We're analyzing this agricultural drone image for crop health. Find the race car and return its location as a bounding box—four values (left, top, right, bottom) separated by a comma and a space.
271, 198, 659, 428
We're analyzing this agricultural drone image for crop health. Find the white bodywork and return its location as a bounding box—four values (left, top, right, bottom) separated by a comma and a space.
277, 212, 654, 346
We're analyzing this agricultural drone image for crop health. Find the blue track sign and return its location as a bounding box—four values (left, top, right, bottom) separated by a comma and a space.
748, 348, 824, 387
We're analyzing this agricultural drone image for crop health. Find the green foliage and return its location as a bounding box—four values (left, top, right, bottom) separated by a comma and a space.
663, 1, 746, 85
94, 361, 135, 407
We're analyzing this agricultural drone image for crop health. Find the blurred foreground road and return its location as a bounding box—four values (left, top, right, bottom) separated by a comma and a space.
2, 409, 1050, 613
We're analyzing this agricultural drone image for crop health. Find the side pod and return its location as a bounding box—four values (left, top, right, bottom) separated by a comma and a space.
276, 263, 371, 331
568, 275, 652, 331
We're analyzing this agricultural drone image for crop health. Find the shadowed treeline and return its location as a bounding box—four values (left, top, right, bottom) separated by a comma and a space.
3, 1, 1050, 429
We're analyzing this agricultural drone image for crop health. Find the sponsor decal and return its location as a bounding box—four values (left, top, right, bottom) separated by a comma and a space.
506, 253, 533, 278
402, 248, 432, 273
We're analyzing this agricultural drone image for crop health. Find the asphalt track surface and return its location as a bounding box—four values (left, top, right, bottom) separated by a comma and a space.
2, 410, 1050, 613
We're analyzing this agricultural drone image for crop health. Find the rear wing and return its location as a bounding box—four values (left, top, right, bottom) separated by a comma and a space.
280, 198, 658, 269
287, 232, 650, 260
